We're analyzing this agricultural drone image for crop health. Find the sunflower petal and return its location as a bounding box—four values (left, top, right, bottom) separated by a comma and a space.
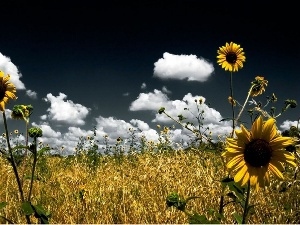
268, 163, 284, 180
234, 164, 248, 183
262, 118, 277, 142
251, 116, 263, 139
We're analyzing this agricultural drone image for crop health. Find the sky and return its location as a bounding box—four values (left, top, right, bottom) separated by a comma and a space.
0, 1, 299, 155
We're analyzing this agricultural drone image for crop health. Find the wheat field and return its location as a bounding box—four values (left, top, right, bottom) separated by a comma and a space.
0, 149, 299, 224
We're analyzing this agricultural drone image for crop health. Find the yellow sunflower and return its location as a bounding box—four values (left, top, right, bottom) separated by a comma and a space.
217, 42, 246, 72
0, 71, 17, 111
251, 76, 268, 97
222, 116, 296, 191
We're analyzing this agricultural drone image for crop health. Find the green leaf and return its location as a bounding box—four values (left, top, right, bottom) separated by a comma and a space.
247, 204, 256, 215
227, 182, 245, 201
11, 145, 29, 151
0, 202, 7, 210
32, 204, 51, 224
189, 213, 210, 224
38, 147, 51, 156
233, 213, 243, 224
219, 118, 233, 122
21, 201, 34, 215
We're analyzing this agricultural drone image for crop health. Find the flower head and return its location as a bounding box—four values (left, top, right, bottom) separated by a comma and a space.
11, 104, 33, 120
228, 96, 236, 106
222, 116, 296, 191
251, 76, 268, 97
217, 42, 246, 72
0, 71, 17, 111
28, 127, 43, 138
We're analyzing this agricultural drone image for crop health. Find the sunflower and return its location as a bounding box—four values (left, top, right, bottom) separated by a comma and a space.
0, 71, 17, 111
222, 116, 296, 191
217, 42, 246, 72
251, 76, 268, 97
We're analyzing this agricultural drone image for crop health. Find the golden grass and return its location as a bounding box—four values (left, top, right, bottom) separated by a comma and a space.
0, 150, 299, 224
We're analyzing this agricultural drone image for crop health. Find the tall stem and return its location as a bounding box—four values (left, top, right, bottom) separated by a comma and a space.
3, 112, 25, 201
235, 85, 254, 125
3, 112, 31, 224
229, 72, 235, 137
27, 137, 37, 202
242, 181, 251, 224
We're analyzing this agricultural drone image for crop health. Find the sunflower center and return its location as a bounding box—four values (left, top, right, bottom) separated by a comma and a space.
244, 139, 272, 167
0, 85, 5, 100
226, 52, 237, 64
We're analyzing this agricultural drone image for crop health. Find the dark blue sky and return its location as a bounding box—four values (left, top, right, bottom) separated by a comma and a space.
0, 1, 299, 154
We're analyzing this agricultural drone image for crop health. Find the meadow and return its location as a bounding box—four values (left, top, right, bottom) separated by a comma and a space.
0, 143, 299, 224
0, 42, 299, 224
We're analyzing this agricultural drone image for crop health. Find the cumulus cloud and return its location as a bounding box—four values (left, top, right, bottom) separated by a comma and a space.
42, 92, 90, 125
279, 120, 299, 131
129, 89, 169, 111
0, 52, 26, 89
130, 90, 232, 141
32, 121, 94, 154
26, 90, 38, 99
153, 52, 214, 82
95, 116, 160, 146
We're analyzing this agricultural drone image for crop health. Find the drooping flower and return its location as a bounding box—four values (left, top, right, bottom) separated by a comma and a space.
222, 116, 296, 191
251, 76, 268, 97
228, 96, 236, 106
11, 104, 33, 121
0, 71, 17, 111
217, 42, 246, 72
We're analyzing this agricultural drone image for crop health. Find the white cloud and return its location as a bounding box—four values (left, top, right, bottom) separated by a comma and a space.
129, 89, 169, 111
279, 120, 299, 131
42, 92, 90, 125
0, 52, 26, 89
162, 86, 172, 94
153, 52, 214, 82
141, 82, 147, 89
32, 121, 94, 154
130, 119, 150, 131
26, 90, 38, 99
130, 90, 232, 141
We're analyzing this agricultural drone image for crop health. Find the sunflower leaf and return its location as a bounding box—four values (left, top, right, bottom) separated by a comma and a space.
233, 213, 243, 224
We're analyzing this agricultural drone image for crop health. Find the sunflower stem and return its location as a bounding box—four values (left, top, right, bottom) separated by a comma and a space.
229, 72, 235, 137
2, 111, 32, 224
242, 180, 251, 224
235, 85, 255, 125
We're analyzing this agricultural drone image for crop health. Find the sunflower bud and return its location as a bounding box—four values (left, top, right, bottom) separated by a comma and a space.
158, 107, 165, 114
250, 76, 268, 97
28, 127, 43, 138
11, 104, 33, 121
228, 96, 236, 106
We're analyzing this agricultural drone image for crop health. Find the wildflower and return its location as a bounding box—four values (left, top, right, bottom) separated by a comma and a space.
271, 93, 277, 102
217, 42, 246, 72
228, 96, 236, 106
251, 76, 268, 97
11, 104, 33, 121
28, 127, 43, 138
0, 71, 17, 111
158, 107, 165, 114
284, 99, 297, 109
14, 129, 19, 134
222, 116, 296, 191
